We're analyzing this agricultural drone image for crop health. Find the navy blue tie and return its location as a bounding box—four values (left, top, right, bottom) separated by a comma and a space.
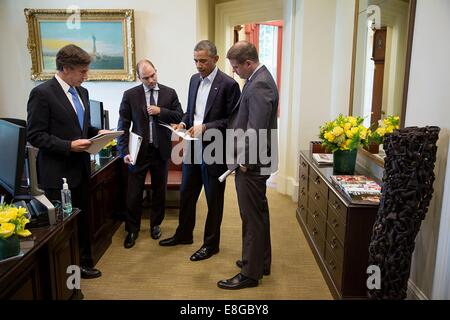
68, 87, 84, 129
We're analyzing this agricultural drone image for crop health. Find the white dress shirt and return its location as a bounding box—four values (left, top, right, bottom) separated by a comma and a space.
193, 66, 218, 126
144, 83, 160, 105
55, 73, 85, 114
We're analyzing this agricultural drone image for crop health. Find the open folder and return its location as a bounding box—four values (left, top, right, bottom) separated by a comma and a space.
86, 131, 124, 154
128, 132, 142, 165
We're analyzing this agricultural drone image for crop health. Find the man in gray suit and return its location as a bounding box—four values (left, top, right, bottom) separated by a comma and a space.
218, 41, 279, 290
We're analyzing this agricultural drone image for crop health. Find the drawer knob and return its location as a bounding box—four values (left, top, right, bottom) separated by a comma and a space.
301, 174, 306, 181
312, 228, 318, 235
331, 201, 340, 210
301, 162, 307, 168
312, 211, 319, 218
314, 177, 320, 185
332, 219, 339, 228
329, 260, 336, 270
314, 193, 320, 200
300, 205, 305, 210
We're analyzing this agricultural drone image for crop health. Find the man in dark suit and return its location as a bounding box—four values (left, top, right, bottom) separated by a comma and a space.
159, 40, 240, 261
118, 59, 183, 249
27, 44, 110, 279
218, 41, 279, 289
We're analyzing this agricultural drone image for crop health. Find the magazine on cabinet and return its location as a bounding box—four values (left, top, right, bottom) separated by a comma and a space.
330, 175, 381, 205
312, 153, 333, 165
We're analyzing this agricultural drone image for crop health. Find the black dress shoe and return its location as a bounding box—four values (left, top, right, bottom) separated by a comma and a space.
80, 266, 102, 279
190, 246, 219, 261
236, 260, 271, 276
159, 236, 193, 247
151, 225, 161, 240
217, 273, 258, 290
124, 232, 139, 249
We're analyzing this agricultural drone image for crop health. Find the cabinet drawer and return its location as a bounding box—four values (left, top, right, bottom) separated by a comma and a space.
328, 191, 347, 224
309, 181, 328, 214
308, 196, 327, 236
327, 208, 346, 245
309, 168, 328, 197
324, 241, 343, 290
298, 184, 308, 207
307, 214, 325, 256
326, 224, 344, 266
299, 156, 309, 180
297, 205, 307, 225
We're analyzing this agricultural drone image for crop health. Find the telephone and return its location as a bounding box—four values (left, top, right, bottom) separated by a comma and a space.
13, 199, 49, 228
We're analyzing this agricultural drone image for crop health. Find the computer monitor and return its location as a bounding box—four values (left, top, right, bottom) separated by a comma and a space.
103, 109, 110, 130
89, 99, 104, 130
0, 119, 26, 197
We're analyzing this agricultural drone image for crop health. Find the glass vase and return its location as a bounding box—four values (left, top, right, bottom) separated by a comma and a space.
0, 235, 20, 260
333, 149, 357, 175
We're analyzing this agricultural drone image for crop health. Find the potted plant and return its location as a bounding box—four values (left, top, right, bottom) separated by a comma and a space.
0, 204, 32, 260
319, 114, 369, 174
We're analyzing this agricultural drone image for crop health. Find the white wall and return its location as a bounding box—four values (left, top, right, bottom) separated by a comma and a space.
277, 0, 354, 198
404, 0, 450, 299
0, 0, 198, 128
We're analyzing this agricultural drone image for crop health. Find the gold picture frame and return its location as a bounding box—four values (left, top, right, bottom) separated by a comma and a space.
24, 8, 136, 81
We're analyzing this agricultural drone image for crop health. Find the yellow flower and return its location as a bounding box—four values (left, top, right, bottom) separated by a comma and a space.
0, 222, 16, 239
0, 209, 17, 223
344, 122, 352, 132
325, 132, 335, 142
0, 204, 32, 239
332, 126, 344, 137
348, 116, 358, 126
16, 229, 32, 237
376, 127, 386, 136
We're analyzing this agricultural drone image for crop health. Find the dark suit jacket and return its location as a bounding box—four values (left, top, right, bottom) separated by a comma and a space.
228, 65, 279, 174
27, 77, 99, 189
117, 83, 183, 165
182, 69, 241, 176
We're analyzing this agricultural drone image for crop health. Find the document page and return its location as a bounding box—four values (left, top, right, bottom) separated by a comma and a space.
158, 121, 198, 141
86, 131, 124, 154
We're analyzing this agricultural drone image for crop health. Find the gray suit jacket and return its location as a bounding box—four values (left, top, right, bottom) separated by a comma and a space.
227, 65, 279, 174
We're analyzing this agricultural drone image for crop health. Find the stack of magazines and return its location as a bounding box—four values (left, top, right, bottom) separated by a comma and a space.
330, 175, 381, 205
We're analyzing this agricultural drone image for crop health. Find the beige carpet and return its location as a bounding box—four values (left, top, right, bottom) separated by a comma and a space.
81, 178, 332, 300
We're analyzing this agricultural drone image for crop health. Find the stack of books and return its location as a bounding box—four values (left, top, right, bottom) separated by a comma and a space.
312, 153, 333, 166
331, 175, 381, 205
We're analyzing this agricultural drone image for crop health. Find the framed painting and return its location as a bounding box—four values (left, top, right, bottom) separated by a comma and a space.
24, 8, 136, 81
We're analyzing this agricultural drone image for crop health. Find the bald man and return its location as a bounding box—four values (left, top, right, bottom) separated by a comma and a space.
118, 59, 183, 249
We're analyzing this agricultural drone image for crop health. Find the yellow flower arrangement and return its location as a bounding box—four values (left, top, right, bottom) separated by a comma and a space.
0, 204, 32, 239
319, 114, 369, 152
369, 115, 400, 145
103, 139, 117, 150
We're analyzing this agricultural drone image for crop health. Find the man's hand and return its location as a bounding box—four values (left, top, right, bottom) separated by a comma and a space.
70, 139, 92, 152
147, 105, 160, 116
98, 129, 113, 135
123, 154, 133, 165
186, 124, 206, 137
172, 123, 186, 131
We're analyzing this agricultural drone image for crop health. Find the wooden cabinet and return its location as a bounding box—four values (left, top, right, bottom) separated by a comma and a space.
86, 156, 126, 267
0, 211, 81, 300
296, 151, 379, 299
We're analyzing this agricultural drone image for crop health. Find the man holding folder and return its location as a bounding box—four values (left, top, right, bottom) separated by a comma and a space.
117, 59, 183, 249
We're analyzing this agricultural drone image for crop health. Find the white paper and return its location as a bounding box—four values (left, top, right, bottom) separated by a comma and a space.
128, 132, 142, 165
158, 122, 199, 141
86, 131, 124, 154
218, 169, 235, 183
